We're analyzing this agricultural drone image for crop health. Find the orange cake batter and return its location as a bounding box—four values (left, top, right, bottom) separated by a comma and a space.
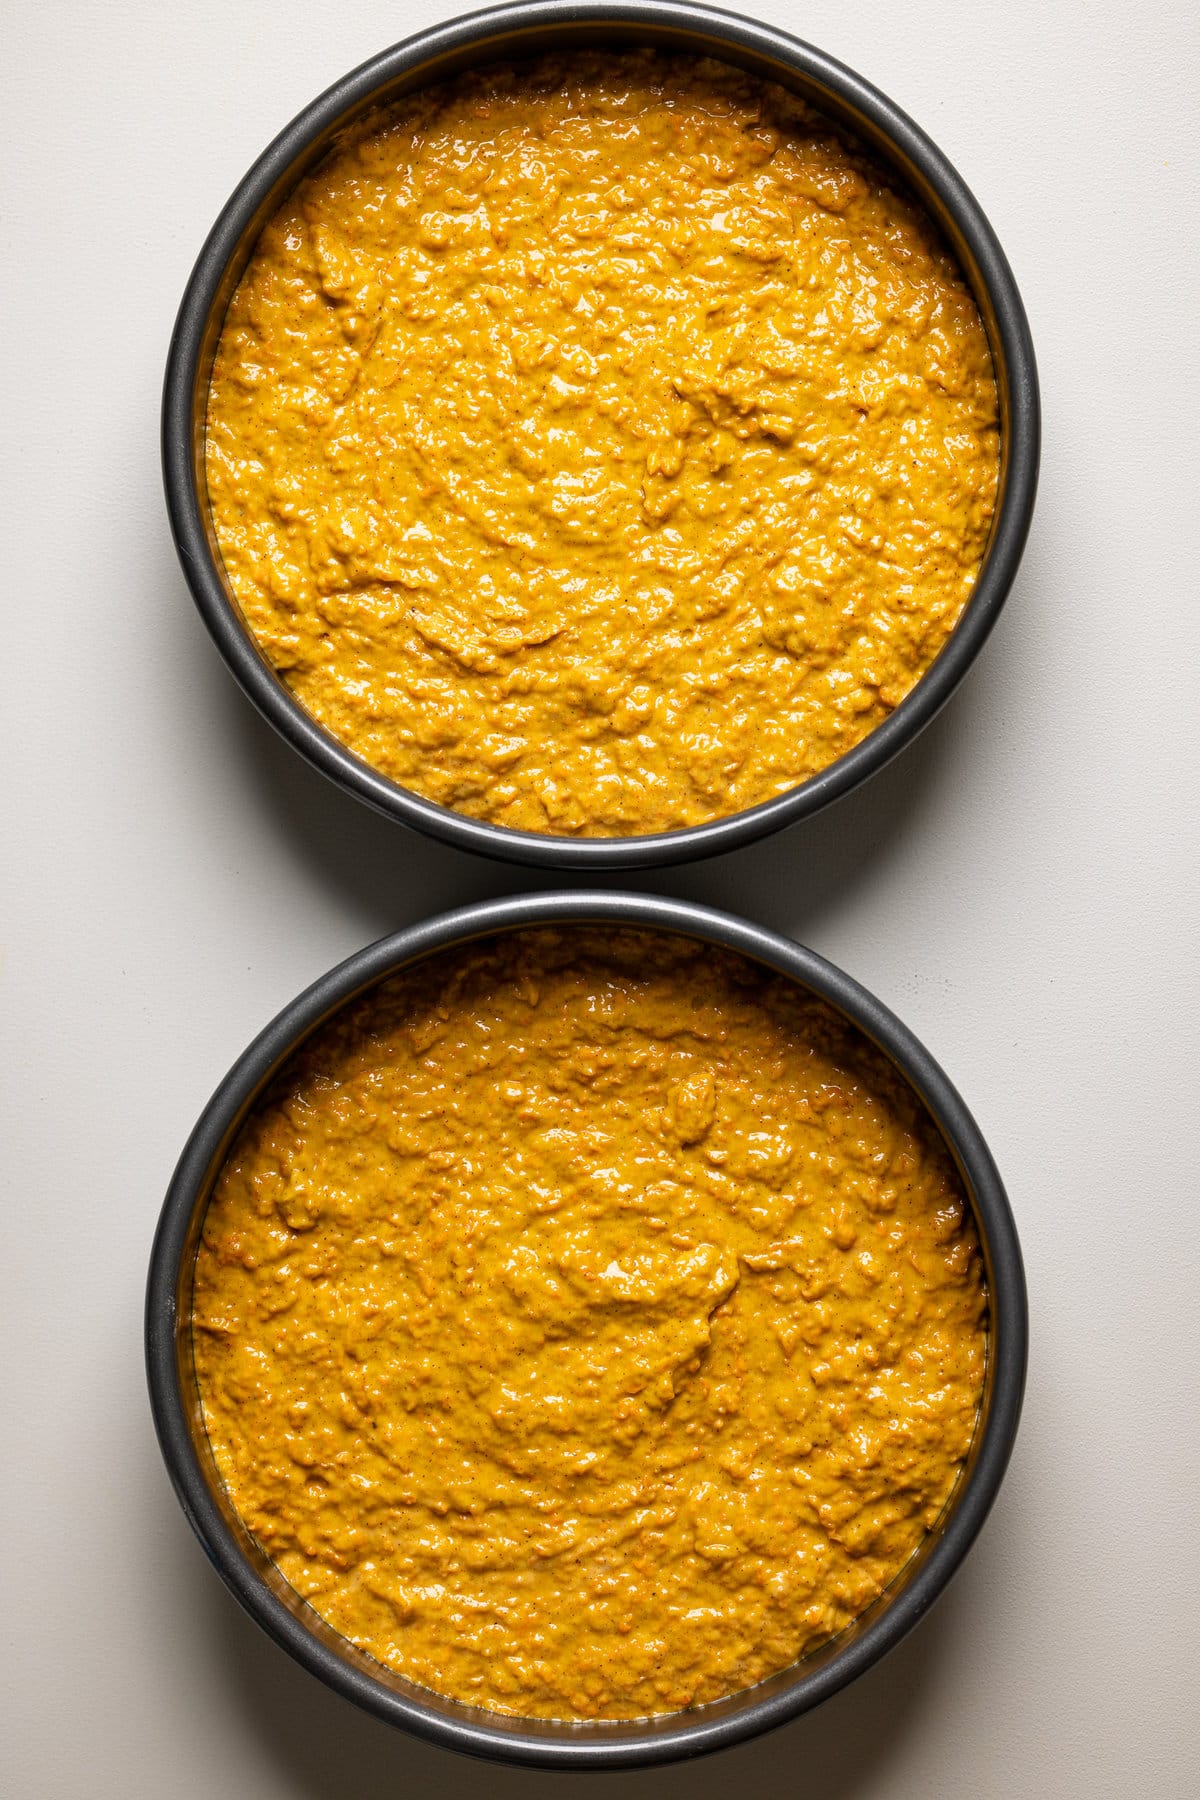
205, 52, 998, 837
193, 928, 986, 1718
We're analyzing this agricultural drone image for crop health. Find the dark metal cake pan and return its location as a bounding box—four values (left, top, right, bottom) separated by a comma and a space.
162, 1, 1039, 869
146, 890, 1027, 1767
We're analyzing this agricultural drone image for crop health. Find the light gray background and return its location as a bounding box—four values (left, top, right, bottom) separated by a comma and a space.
3, 1, 1198, 1794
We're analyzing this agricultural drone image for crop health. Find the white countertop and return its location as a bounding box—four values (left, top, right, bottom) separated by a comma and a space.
4, 2, 1198, 1794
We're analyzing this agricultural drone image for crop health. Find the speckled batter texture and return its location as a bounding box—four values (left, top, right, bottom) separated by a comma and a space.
205, 52, 998, 837
193, 929, 986, 1720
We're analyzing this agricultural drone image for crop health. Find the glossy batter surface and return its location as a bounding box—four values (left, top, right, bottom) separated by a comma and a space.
193, 930, 986, 1719
206, 53, 998, 836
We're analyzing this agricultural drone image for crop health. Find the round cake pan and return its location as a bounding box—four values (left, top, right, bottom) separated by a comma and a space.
163, 0, 1039, 870
146, 890, 1027, 1768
